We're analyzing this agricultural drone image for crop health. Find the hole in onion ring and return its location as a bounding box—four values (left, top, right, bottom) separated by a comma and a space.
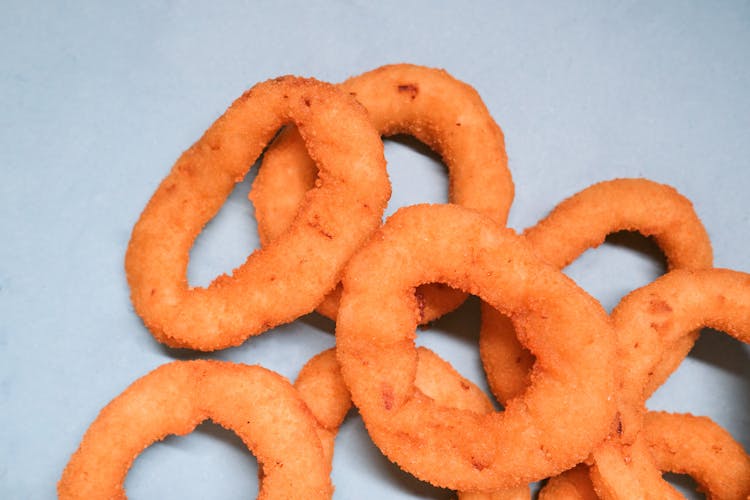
414, 295, 503, 411
124, 421, 259, 499
382, 134, 448, 218
187, 164, 261, 288
661, 473, 703, 500
564, 230, 667, 312
648, 329, 750, 451
332, 409, 455, 499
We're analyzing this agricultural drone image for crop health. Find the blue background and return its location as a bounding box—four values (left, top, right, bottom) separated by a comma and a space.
1, 1, 748, 498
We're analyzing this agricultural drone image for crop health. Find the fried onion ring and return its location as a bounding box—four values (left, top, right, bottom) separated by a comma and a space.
479, 178, 712, 404
125, 76, 389, 350
612, 269, 750, 439
538, 464, 598, 500
588, 433, 683, 500
585, 411, 750, 500
58, 360, 332, 499
250, 63, 513, 323
644, 411, 750, 500
589, 269, 750, 499
294, 347, 529, 500
335, 204, 616, 490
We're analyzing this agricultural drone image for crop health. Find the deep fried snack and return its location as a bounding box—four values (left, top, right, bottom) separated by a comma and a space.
523, 178, 712, 270
294, 347, 529, 500
612, 268, 750, 440
589, 269, 750, 499
125, 76, 389, 350
479, 178, 712, 404
335, 204, 616, 491
588, 433, 683, 500
538, 464, 598, 500
58, 360, 332, 499
644, 411, 750, 500
250, 63, 513, 323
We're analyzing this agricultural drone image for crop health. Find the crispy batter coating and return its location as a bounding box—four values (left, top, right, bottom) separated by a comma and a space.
250, 63, 513, 323
480, 178, 712, 405
336, 204, 616, 491
588, 433, 683, 500
613, 269, 750, 439
590, 269, 750, 499
125, 76, 389, 350
294, 347, 529, 499
644, 412, 750, 500
58, 360, 332, 499
538, 464, 598, 500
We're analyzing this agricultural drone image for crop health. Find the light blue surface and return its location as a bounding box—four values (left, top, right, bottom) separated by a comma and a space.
1, 1, 749, 498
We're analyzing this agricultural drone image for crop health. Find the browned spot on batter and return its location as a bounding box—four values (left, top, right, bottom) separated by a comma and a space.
648, 298, 672, 314
456, 122, 462, 126
381, 383, 394, 410
515, 356, 522, 364
397, 83, 419, 99
650, 319, 673, 334
177, 162, 197, 176
415, 290, 426, 323
471, 457, 489, 471
304, 98, 311, 107
460, 380, 470, 390
308, 215, 333, 239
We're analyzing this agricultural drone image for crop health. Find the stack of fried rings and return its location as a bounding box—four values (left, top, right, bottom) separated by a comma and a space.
475, 179, 750, 497
250, 63, 514, 323
60, 65, 749, 499
336, 204, 618, 491
125, 76, 390, 351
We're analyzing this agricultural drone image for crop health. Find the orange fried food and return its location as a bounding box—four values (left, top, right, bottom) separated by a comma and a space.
590, 269, 750, 499
538, 464, 598, 500
126, 76, 389, 350
58, 360, 332, 499
335, 204, 616, 491
613, 269, 750, 438
294, 347, 529, 500
250, 63, 513, 323
480, 178, 712, 405
643, 412, 750, 500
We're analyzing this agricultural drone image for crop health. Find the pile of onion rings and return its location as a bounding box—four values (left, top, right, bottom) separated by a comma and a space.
60, 64, 748, 499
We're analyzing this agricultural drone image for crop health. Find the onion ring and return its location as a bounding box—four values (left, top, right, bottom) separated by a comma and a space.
612, 268, 750, 439
589, 269, 750, 499
335, 204, 616, 490
294, 347, 529, 500
588, 433, 683, 500
643, 411, 750, 500
58, 360, 332, 499
125, 76, 389, 350
250, 63, 513, 323
479, 178, 712, 404
538, 464, 598, 500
